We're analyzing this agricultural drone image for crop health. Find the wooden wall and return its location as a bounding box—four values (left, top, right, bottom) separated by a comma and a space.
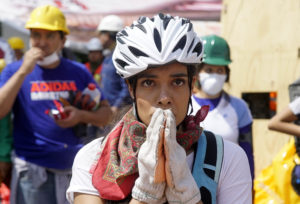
221, 0, 300, 176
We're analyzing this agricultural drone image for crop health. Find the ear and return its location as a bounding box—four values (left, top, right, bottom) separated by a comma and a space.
62, 35, 67, 47
57, 35, 67, 52
126, 80, 134, 99
191, 75, 197, 90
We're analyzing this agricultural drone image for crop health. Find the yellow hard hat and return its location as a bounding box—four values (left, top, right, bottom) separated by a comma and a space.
25, 5, 69, 34
0, 59, 6, 73
8, 37, 25, 50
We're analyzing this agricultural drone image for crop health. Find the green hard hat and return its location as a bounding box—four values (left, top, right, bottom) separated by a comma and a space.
201, 35, 232, 66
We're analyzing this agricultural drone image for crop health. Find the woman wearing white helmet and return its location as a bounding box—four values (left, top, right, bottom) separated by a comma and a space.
67, 13, 252, 204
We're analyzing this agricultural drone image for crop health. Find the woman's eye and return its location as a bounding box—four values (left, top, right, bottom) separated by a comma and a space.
142, 79, 154, 87
204, 68, 212, 73
217, 68, 225, 74
173, 79, 185, 86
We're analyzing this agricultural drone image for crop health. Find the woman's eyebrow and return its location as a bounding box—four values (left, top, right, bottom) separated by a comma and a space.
138, 73, 157, 78
138, 72, 188, 78
170, 73, 188, 77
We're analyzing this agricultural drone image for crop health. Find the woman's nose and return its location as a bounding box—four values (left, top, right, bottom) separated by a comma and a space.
158, 88, 172, 107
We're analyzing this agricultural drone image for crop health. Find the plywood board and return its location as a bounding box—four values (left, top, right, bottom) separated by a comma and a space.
221, 0, 300, 177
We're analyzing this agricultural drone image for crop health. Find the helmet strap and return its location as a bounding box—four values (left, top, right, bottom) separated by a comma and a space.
132, 101, 141, 122
130, 77, 141, 122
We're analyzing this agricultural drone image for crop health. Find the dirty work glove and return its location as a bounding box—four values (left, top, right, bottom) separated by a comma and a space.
164, 109, 201, 204
132, 108, 166, 203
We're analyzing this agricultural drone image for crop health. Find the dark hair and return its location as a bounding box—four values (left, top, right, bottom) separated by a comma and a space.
58, 31, 66, 40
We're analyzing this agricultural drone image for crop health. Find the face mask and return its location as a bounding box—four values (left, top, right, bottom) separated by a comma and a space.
199, 73, 226, 96
37, 52, 59, 67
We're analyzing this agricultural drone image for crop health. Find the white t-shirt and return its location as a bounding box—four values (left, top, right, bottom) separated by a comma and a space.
67, 137, 252, 204
289, 97, 300, 115
191, 93, 252, 144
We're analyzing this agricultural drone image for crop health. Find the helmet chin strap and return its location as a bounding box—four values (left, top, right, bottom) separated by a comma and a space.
132, 100, 141, 122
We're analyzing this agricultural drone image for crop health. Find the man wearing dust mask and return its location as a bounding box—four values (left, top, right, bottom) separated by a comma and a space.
0, 5, 111, 204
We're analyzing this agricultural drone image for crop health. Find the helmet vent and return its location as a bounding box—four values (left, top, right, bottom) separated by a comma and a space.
121, 30, 128, 36
172, 35, 187, 52
187, 23, 193, 32
135, 24, 147, 33
158, 13, 164, 19
115, 59, 129, 70
116, 37, 125, 44
153, 28, 162, 52
163, 18, 171, 30
187, 38, 195, 54
128, 46, 149, 58
193, 42, 203, 57
181, 18, 190, 25
138, 16, 147, 24
120, 51, 136, 63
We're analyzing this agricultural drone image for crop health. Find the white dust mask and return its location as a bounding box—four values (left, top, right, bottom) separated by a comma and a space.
199, 73, 226, 96
37, 51, 59, 66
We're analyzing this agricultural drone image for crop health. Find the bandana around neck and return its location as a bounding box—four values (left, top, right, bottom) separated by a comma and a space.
91, 106, 209, 201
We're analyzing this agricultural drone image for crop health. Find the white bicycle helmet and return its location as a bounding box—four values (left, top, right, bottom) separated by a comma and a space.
113, 13, 203, 78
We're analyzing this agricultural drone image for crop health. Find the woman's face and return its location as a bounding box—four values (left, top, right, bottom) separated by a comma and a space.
197, 64, 227, 97
128, 62, 194, 126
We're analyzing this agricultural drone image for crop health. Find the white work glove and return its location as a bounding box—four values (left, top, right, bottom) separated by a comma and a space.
132, 108, 167, 203
164, 109, 201, 204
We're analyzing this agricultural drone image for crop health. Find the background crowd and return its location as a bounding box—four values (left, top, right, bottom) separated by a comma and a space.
0, 2, 299, 204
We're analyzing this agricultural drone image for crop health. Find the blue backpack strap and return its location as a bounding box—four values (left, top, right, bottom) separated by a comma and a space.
192, 130, 224, 204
